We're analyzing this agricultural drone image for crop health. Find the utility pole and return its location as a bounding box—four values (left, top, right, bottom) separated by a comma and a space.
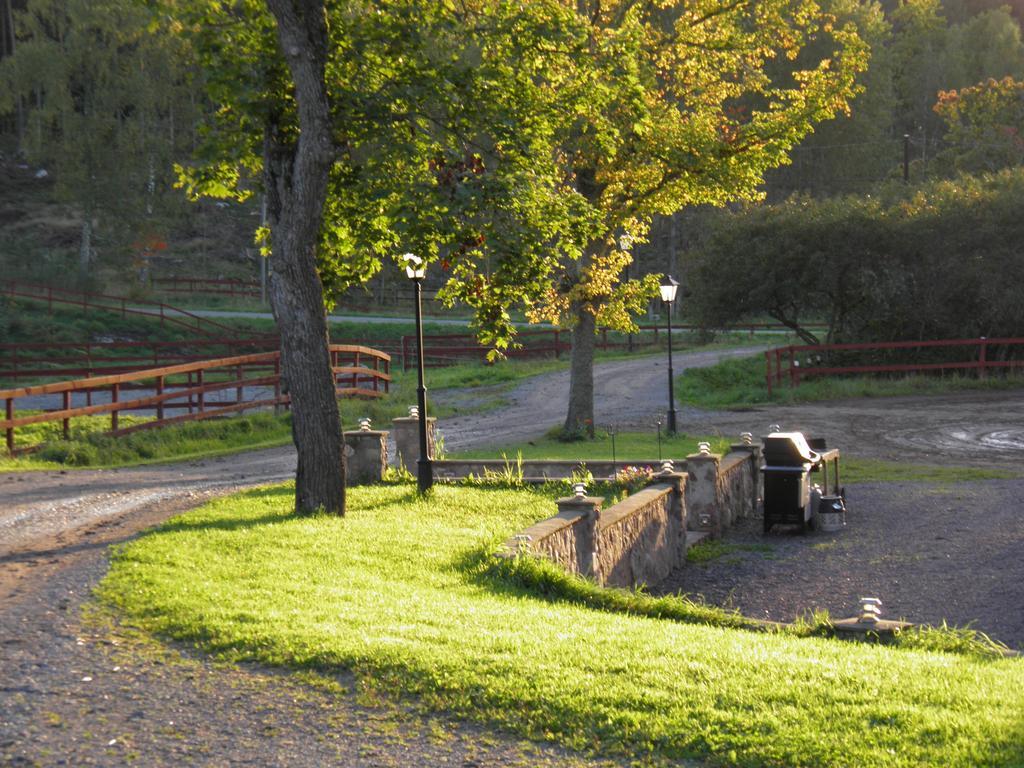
903, 134, 910, 183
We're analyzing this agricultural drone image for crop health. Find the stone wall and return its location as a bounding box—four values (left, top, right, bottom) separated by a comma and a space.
597, 475, 686, 588
506, 499, 599, 578
500, 472, 688, 589
717, 450, 757, 528
498, 442, 763, 591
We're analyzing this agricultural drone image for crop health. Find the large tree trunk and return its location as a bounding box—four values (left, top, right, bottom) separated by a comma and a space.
563, 303, 596, 437
264, 0, 346, 515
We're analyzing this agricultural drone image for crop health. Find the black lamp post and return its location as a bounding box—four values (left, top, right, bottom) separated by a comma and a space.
403, 253, 433, 492
659, 275, 679, 435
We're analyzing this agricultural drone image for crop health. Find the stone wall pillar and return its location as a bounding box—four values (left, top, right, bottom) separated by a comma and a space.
728, 435, 762, 520
686, 445, 721, 537
391, 411, 436, 474
658, 469, 688, 556
555, 493, 603, 581
343, 427, 388, 485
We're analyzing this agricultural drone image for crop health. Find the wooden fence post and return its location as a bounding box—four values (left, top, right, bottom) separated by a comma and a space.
765, 350, 773, 398
273, 356, 282, 414
62, 391, 70, 440
197, 369, 205, 414
979, 337, 988, 380
111, 383, 119, 431
5, 397, 13, 454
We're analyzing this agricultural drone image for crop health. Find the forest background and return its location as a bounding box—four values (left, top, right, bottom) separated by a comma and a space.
2, 0, 1024, 347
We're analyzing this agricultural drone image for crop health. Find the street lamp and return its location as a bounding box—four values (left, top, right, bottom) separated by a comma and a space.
659, 274, 679, 435
403, 253, 432, 492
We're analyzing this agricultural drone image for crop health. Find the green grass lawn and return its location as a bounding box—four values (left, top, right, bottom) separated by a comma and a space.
99, 483, 1024, 767
0, 411, 295, 471
678, 354, 1024, 410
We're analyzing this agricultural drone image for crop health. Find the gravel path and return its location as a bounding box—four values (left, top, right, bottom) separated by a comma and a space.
2, 350, 1023, 765
657, 480, 1024, 650
435, 346, 766, 452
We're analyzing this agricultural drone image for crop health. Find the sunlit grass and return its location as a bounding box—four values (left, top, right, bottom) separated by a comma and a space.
99, 483, 1024, 766
0, 412, 293, 471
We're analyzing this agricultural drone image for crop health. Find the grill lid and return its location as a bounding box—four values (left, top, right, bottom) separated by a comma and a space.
762, 432, 820, 465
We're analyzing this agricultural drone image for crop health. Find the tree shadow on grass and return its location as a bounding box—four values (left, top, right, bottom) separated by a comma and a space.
150, 484, 425, 536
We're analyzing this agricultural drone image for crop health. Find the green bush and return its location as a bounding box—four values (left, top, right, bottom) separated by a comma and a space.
689, 168, 1024, 349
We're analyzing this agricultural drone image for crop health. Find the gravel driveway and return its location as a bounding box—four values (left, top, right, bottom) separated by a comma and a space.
2, 349, 1023, 765
657, 480, 1024, 650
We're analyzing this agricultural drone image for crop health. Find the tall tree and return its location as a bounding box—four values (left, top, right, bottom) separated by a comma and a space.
176, 0, 589, 513
766, 0, 897, 196
0, 0, 196, 274
934, 75, 1024, 172
890, 0, 956, 151
522, 0, 867, 436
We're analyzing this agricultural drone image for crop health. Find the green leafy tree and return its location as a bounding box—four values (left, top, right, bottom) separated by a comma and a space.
0, 0, 197, 275
689, 169, 1024, 344
890, 0, 957, 151
175, 0, 591, 514
934, 75, 1024, 172
520, 0, 867, 436
766, 0, 898, 195
952, 6, 1024, 85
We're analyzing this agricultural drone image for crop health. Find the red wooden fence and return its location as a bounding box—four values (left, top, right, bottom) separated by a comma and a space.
152, 277, 261, 298
764, 337, 1024, 395
3, 279, 244, 337
2, 345, 391, 455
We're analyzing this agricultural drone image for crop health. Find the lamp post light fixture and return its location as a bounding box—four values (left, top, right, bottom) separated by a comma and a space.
659, 275, 679, 435
403, 253, 433, 493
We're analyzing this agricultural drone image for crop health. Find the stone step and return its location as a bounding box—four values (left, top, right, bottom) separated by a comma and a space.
685, 531, 710, 550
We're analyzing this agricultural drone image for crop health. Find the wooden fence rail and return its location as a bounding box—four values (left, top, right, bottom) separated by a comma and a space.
152, 277, 262, 298
1, 345, 391, 455
763, 337, 1024, 395
0, 337, 280, 382
2, 279, 243, 337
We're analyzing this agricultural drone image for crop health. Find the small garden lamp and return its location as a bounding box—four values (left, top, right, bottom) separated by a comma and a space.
403, 253, 432, 492
659, 275, 680, 435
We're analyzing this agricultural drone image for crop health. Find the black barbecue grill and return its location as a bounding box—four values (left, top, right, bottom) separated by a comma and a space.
761, 432, 821, 533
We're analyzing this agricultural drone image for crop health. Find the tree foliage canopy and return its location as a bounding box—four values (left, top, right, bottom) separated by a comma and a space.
688, 168, 1024, 344
524, 0, 869, 334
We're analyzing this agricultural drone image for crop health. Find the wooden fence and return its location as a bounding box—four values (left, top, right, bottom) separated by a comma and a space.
764, 337, 1024, 395
398, 322, 809, 370
152, 277, 261, 298
2, 345, 391, 455
2, 279, 244, 337
0, 337, 279, 382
